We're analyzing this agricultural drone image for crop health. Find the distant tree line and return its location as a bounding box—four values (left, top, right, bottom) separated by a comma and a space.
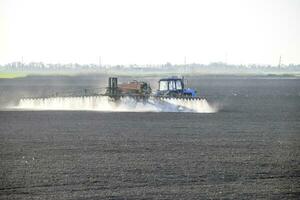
0, 61, 300, 74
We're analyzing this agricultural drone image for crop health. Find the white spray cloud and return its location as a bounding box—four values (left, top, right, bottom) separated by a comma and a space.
12, 96, 218, 113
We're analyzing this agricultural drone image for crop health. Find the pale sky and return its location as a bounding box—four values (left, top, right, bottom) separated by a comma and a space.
0, 0, 299, 65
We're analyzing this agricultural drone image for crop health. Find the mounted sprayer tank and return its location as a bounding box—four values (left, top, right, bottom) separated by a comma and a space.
106, 77, 152, 99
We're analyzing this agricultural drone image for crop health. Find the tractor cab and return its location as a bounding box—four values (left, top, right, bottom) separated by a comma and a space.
156, 77, 197, 97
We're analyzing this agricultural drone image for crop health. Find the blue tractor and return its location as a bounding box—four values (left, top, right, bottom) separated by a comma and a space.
155, 77, 197, 98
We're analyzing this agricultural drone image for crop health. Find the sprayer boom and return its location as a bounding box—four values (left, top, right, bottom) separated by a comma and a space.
20, 76, 203, 105
16, 77, 216, 113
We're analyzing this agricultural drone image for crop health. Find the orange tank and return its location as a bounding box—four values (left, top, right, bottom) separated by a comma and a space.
118, 81, 151, 95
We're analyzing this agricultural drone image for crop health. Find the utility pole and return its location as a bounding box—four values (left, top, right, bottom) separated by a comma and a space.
99, 56, 102, 68
21, 56, 24, 71
278, 55, 281, 69
184, 56, 187, 73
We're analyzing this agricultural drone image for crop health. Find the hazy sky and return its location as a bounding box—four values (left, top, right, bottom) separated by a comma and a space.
0, 0, 299, 65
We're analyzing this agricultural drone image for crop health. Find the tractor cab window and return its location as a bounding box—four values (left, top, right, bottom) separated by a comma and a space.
168, 80, 176, 91
159, 81, 168, 91
176, 80, 183, 90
